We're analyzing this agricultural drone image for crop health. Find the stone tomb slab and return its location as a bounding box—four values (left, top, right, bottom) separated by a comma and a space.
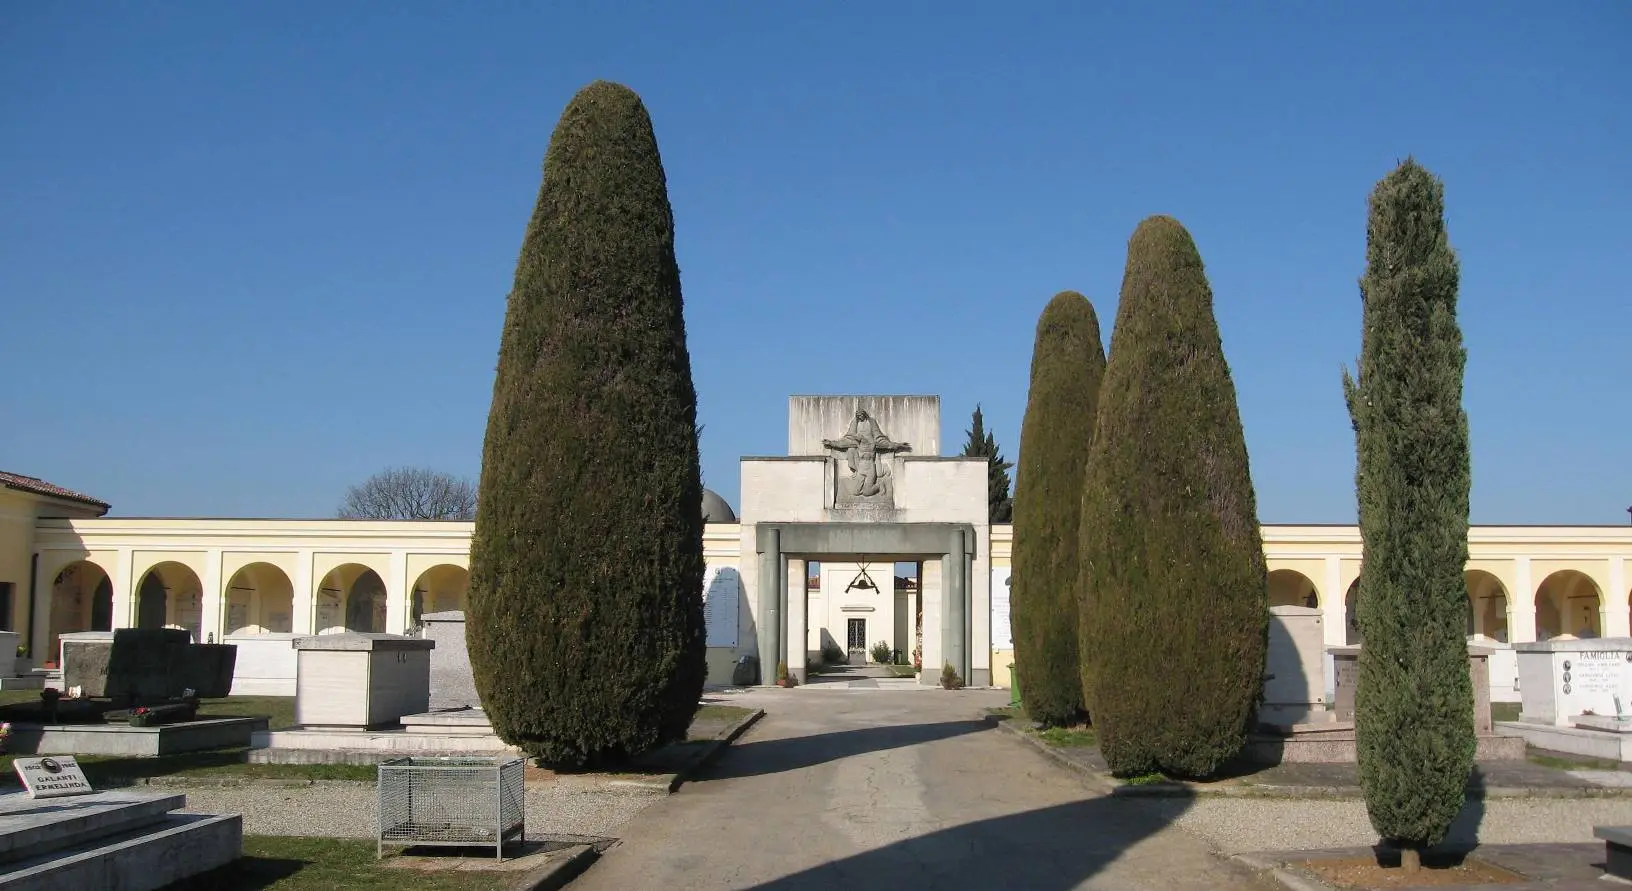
4, 717, 267, 758
400, 708, 496, 736
1595, 826, 1632, 880
0, 790, 186, 864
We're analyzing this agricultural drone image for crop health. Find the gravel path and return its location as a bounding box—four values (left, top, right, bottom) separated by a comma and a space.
1152, 796, 1632, 854
176, 776, 666, 841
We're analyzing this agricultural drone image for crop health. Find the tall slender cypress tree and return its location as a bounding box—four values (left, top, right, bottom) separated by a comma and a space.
467, 81, 706, 769
1011, 291, 1105, 728
1344, 159, 1473, 869
1079, 216, 1267, 778
960, 405, 1015, 522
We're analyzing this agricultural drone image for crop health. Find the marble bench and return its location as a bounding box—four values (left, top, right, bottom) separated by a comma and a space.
1594, 825, 1632, 880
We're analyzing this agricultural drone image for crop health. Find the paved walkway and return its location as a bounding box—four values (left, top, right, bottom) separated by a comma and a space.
571, 687, 1278, 890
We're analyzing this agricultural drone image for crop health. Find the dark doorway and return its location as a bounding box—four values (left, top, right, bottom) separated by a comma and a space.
90, 576, 113, 631
137, 573, 167, 629
847, 617, 867, 665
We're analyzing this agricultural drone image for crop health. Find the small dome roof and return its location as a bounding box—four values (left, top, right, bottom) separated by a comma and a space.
701, 488, 737, 523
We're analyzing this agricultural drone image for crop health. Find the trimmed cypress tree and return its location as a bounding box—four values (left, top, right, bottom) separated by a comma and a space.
1343, 159, 1473, 869
467, 81, 707, 769
1079, 216, 1268, 778
1010, 291, 1105, 728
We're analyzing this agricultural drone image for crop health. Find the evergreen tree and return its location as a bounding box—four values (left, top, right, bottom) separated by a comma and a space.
1079, 215, 1267, 778
467, 81, 706, 769
1011, 291, 1105, 728
1343, 159, 1473, 869
960, 405, 1015, 522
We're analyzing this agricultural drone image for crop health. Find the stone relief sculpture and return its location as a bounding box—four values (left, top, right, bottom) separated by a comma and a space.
823, 409, 910, 503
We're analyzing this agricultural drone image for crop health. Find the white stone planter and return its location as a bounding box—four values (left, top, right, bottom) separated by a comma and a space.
292, 633, 433, 730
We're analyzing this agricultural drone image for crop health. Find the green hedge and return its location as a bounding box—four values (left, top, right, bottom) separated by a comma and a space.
467, 81, 707, 769
1010, 291, 1105, 728
1079, 216, 1267, 778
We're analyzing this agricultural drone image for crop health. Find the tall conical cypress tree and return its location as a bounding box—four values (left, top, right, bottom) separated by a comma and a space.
1011, 291, 1105, 728
467, 81, 706, 769
1079, 216, 1267, 778
1343, 159, 1473, 868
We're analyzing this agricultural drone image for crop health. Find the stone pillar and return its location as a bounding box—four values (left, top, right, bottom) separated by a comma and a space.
1510, 557, 1536, 643
919, 559, 942, 686
787, 558, 807, 683
944, 529, 966, 684
385, 550, 410, 634
1321, 556, 1345, 700
200, 549, 224, 644
1606, 557, 1630, 638
112, 548, 135, 629
757, 529, 781, 684
964, 530, 976, 684
291, 550, 315, 635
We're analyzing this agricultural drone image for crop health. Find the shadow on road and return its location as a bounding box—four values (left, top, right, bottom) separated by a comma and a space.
736, 791, 1200, 890
700, 719, 992, 781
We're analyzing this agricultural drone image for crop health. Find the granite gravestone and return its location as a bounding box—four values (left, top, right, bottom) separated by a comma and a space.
64, 628, 236, 703
422, 611, 480, 711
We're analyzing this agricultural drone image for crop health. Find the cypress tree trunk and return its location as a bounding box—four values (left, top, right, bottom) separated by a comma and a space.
1344, 158, 1474, 859
1011, 291, 1105, 728
467, 81, 707, 769
1079, 217, 1268, 779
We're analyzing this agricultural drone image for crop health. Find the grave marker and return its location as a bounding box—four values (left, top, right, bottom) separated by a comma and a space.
13, 755, 93, 799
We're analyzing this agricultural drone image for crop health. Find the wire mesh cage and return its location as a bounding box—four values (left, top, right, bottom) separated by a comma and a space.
377, 756, 526, 860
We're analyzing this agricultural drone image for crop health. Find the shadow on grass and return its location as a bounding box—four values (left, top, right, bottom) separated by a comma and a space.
737, 791, 1200, 890
158, 855, 306, 890
0, 748, 252, 787
700, 719, 992, 781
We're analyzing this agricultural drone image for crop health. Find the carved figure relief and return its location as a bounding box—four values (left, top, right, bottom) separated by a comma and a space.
823, 409, 910, 504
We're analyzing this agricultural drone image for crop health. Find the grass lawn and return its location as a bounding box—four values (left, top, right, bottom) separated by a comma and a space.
1525, 746, 1627, 772
0, 691, 297, 730
0, 694, 358, 785
163, 836, 517, 890
0, 748, 379, 787
0, 699, 750, 787
1035, 725, 1096, 748
692, 704, 751, 726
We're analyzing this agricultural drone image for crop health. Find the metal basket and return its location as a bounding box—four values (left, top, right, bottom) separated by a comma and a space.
376, 756, 526, 860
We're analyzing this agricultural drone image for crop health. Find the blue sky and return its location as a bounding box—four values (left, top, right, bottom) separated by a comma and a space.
2, 4, 1627, 523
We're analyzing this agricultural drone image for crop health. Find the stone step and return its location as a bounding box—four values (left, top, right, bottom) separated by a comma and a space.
0, 811, 240, 891
400, 709, 496, 735
0, 790, 186, 865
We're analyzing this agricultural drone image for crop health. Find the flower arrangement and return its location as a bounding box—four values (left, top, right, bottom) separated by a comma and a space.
0, 722, 11, 755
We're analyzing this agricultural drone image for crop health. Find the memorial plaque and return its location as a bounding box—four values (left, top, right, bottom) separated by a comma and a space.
703, 566, 740, 647
990, 567, 1012, 650
13, 756, 93, 799
1572, 651, 1627, 697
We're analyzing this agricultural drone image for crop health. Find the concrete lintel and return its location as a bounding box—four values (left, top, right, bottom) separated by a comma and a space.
753, 522, 975, 557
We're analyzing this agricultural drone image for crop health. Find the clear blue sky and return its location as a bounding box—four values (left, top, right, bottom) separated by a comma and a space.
3, 4, 1627, 523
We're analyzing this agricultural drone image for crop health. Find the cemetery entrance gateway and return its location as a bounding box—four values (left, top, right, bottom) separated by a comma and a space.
739, 394, 992, 687
753, 523, 978, 686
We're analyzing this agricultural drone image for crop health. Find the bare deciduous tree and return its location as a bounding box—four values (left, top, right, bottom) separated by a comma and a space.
337, 467, 476, 520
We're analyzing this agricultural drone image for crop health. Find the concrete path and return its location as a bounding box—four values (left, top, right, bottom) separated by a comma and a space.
571, 687, 1277, 891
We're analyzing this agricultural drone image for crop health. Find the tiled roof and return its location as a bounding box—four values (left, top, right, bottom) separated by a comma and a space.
0, 471, 110, 510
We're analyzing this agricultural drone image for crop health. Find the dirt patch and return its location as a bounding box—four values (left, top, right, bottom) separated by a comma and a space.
1298, 855, 1527, 887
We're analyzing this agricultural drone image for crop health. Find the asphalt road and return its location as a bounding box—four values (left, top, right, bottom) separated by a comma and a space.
569, 686, 1276, 891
